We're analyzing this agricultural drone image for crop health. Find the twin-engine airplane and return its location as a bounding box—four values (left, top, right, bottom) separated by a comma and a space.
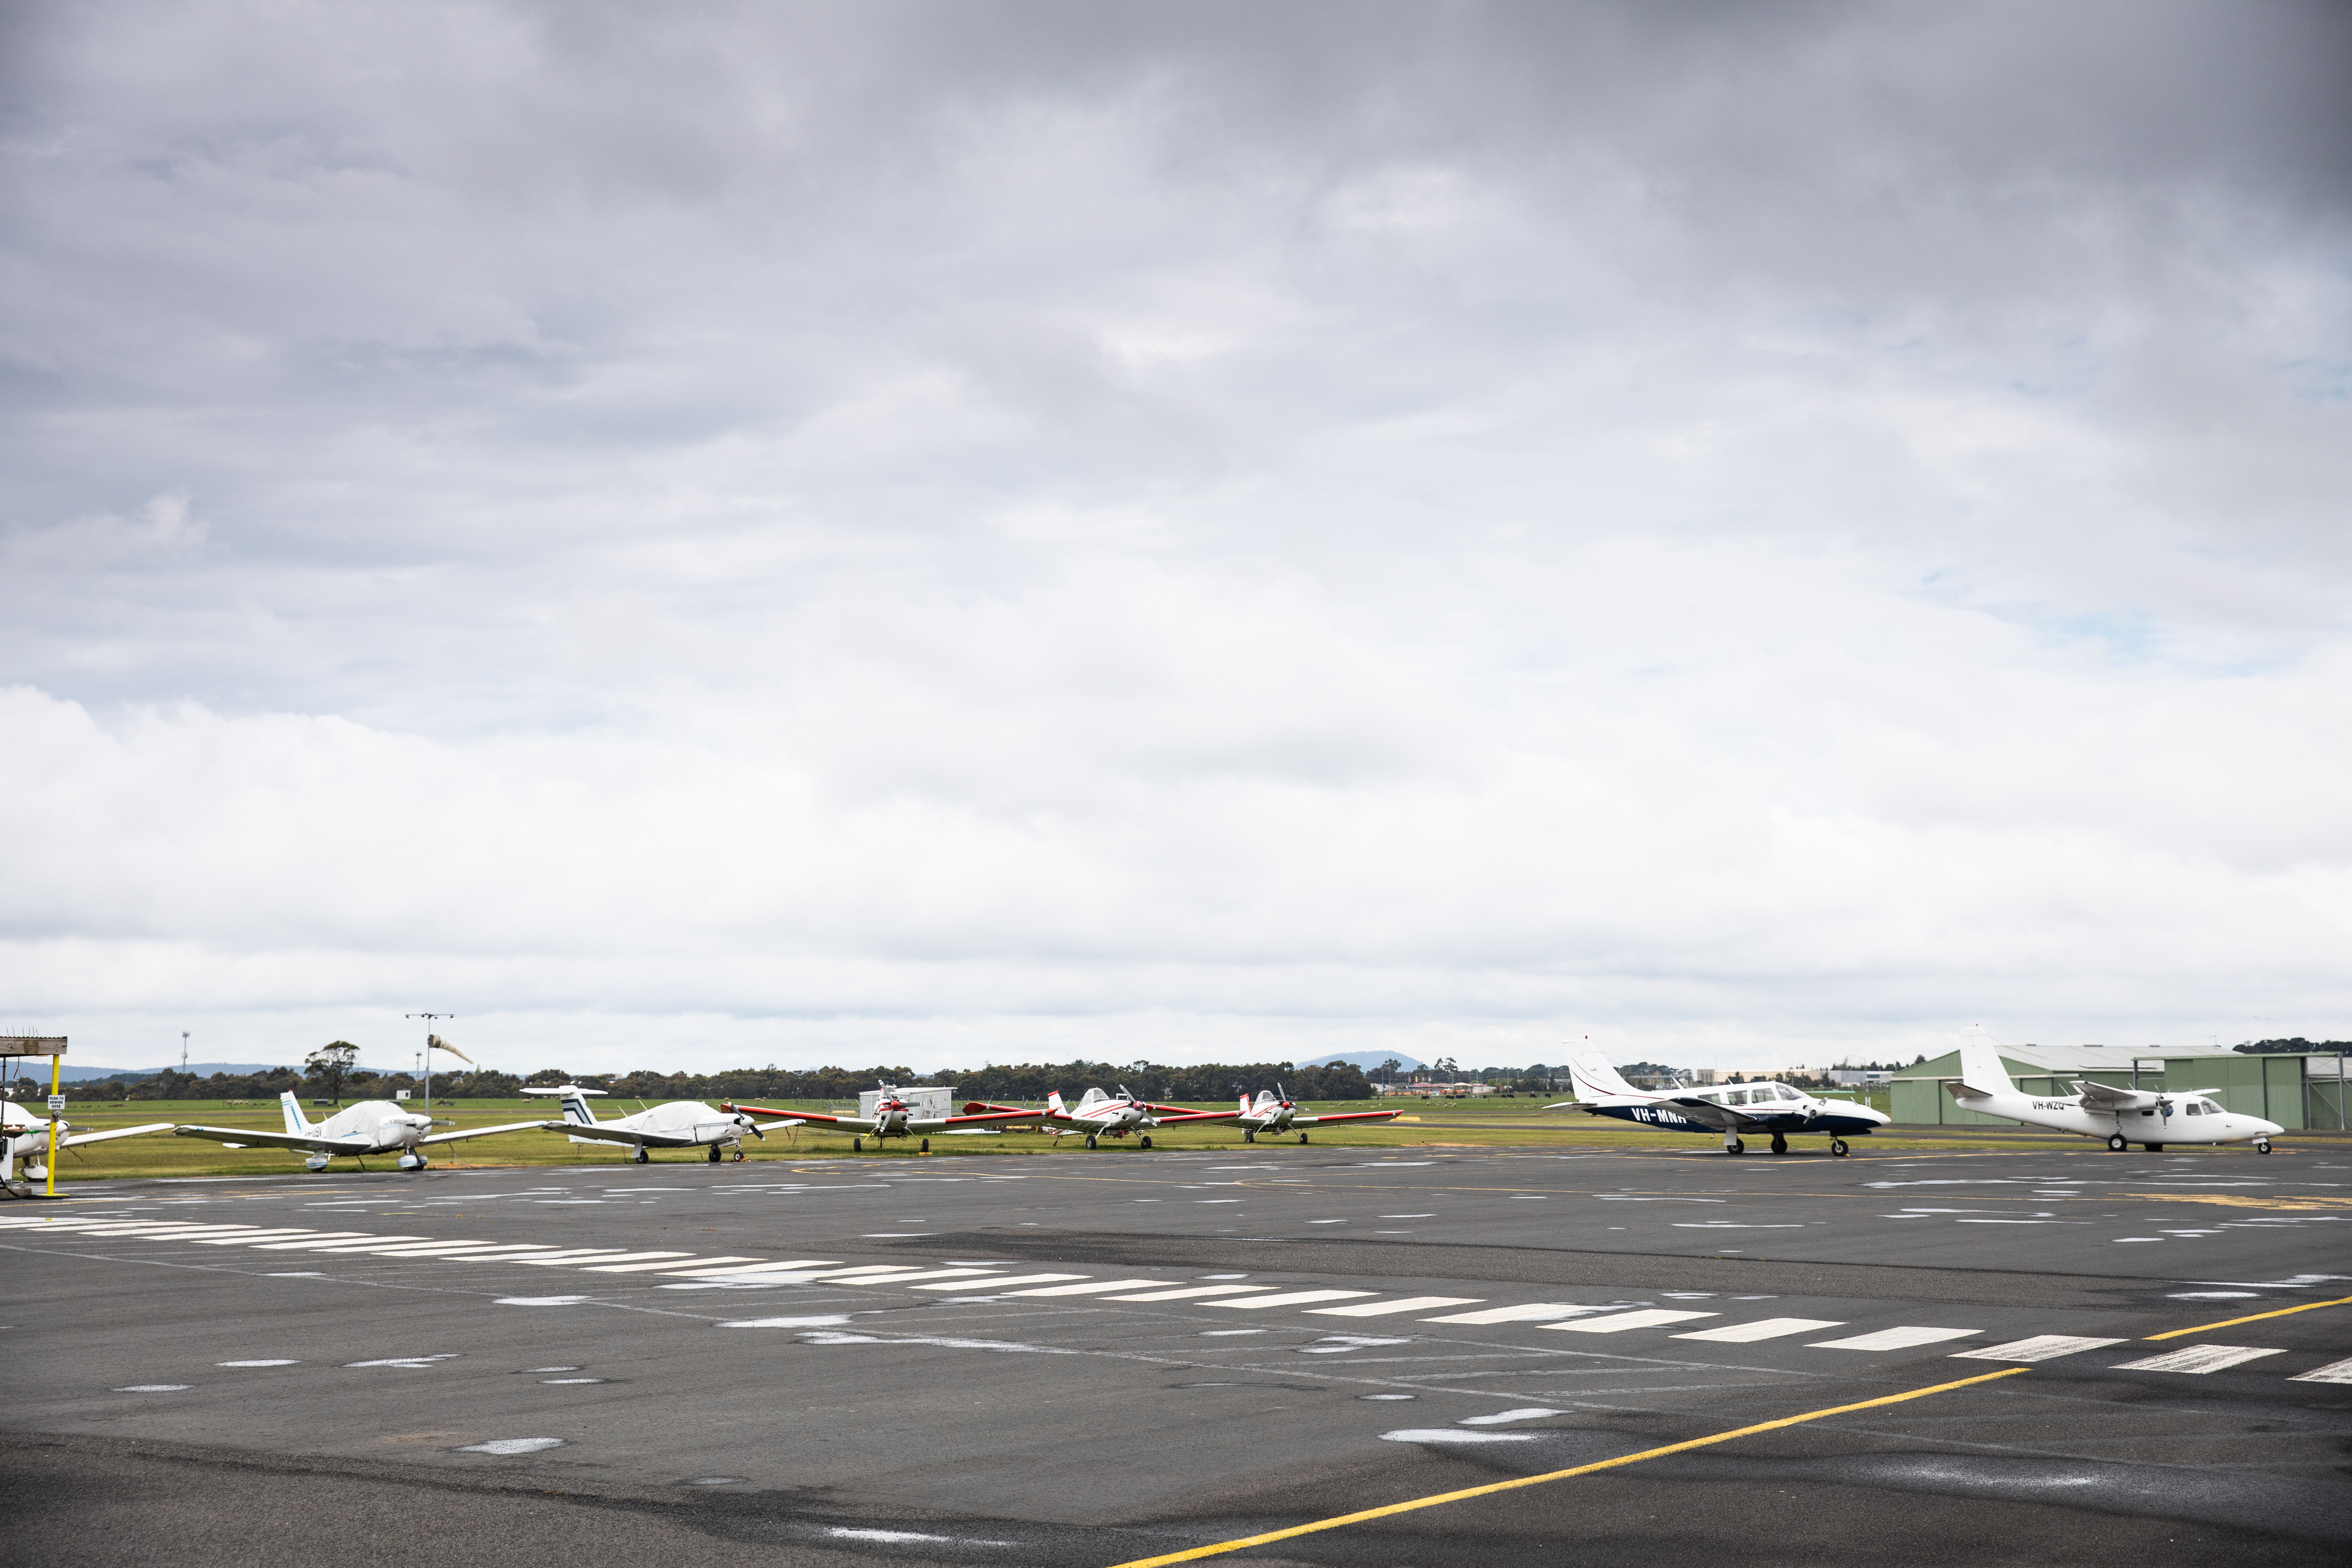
1228, 1087, 1400, 1144
1938, 1032, 2281, 1153
1550, 1045, 1890, 1156
173, 1091, 546, 1171
535, 1085, 800, 1163
3, 1098, 175, 1186
720, 1084, 1044, 1153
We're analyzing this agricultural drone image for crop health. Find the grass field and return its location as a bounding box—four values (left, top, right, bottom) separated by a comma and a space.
13, 1091, 2087, 1182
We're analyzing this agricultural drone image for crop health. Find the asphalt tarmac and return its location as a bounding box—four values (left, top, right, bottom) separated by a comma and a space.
6, 1139, 2349, 1566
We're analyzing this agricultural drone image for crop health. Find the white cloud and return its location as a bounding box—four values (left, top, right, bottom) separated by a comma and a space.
2, 3, 2348, 1071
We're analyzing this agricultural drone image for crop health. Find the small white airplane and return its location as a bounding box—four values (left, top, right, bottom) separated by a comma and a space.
1549, 1044, 1891, 1156
720, 1084, 1043, 1153
1940, 1031, 2282, 1153
960, 1086, 1243, 1149
2, 1097, 175, 1187
174, 1090, 546, 1171
1226, 1086, 1400, 1144
534, 1085, 802, 1163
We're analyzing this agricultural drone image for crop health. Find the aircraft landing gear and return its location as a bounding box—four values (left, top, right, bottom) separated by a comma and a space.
708, 1143, 723, 1163
1769, 1134, 1787, 1155
396, 1151, 428, 1172
732, 1146, 747, 1161
852, 1137, 863, 1152
920, 1138, 930, 1153
2106, 1133, 2127, 1151
1084, 1134, 1099, 1149
2256, 1138, 2273, 1154
1139, 1135, 1151, 1149
1724, 1136, 1744, 1155
1298, 1132, 1309, 1144
1243, 1130, 1255, 1143
634, 1146, 650, 1164
1830, 1138, 1850, 1157
2145, 1143, 2164, 1152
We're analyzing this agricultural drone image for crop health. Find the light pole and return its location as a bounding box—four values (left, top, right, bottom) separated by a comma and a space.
405, 1013, 454, 1120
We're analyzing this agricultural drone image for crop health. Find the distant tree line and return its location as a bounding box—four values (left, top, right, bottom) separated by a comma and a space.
45, 1057, 1372, 1104
2235, 1037, 2352, 1055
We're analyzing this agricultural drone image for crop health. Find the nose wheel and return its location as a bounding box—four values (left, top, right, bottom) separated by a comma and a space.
1830, 1138, 1850, 1157
2256, 1138, 2272, 1154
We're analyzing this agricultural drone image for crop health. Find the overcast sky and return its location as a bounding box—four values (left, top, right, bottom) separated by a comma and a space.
4, 1, 2348, 1077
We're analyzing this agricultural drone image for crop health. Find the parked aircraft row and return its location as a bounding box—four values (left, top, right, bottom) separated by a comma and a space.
3, 1079, 1401, 1182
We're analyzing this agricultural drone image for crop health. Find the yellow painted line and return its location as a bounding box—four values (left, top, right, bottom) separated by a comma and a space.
1099, 1367, 2029, 1568
2116, 1192, 2352, 1212
2144, 1294, 2352, 1340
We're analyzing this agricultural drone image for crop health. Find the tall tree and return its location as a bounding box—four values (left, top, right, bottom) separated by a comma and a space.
305, 1041, 359, 1107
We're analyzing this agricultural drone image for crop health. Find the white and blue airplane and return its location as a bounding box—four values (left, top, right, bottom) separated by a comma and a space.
174, 1090, 546, 1171
1549, 1045, 1890, 1156
3, 1096, 175, 1187
534, 1085, 802, 1163
1940, 1030, 2281, 1154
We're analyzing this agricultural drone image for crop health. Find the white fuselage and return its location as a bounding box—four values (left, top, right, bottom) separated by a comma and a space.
1953, 1086, 2278, 1146
310, 1101, 437, 1152
590, 1100, 757, 1146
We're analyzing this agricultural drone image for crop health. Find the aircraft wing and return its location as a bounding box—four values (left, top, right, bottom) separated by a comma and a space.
1658, 1097, 1770, 1132
172, 1125, 372, 1155
724, 1102, 855, 1127
903, 1108, 1051, 1131
58, 1121, 177, 1148
2072, 1081, 2161, 1111
534, 1120, 720, 1149
1292, 1109, 1402, 1126
1141, 1107, 1247, 1126
416, 1119, 550, 1147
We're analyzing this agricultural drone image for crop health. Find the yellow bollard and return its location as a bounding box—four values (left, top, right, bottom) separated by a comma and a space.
46, 1051, 61, 1197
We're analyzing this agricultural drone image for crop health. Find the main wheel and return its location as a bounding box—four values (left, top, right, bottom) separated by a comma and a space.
1769, 1134, 1788, 1155
634, 1146, 649, 1164
2106, 1133, 2127, 1151
1139, 1135, 1152, 1149
1243, 1130, 1255, 1143
852, 1136, 862, 1152
2256, 1139, 2273, 1154
2145, 1143, 2164, 1152
1298, 1133, 1309, 1144
1727, 1138, 1744, 1155
1830, 1138, 1850, 1157
708, 1143, 723, 1163
920, 1138, 930, 1153
1085, 1134, 1098, 1149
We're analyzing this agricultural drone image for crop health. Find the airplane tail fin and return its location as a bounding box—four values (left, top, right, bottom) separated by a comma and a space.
1563, 1043, 1639, 1101
559, 1090, 599, 1127
1046, 1090, 1067, 1116
1238, 1092, 1252, 1114
1955, 1029, 2014, 1096
279, 1091, 314, 1136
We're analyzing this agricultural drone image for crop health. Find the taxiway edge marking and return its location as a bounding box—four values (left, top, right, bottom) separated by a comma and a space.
2143, 1293, 2352, 1340
1098, 1367, 2032, 1568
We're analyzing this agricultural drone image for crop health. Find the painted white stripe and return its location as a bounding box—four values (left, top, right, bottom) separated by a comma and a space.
1809, 1326, 1981, 1351
1206, 1290, 1377, 1310
1421, 1303, 1612, 1326
501, 1249, 645, 1264
806, 1265, 937, 1281
908, 1274, 1087, 1292
1458, 1408, 1564, 1425
828, 1267, 1007, 1285
518, 1250, 693, 1267
1101, 1284, 1276, 1302
1001, 1279, 1178, 1297
1546, 1310, 1718, 1334
657, 1259, 845, 1277
1673, 1317, 1846, 1343
2287, 1356, 2352, 1384
189, 1231, 367, 1246
1951, 1335, 2127, 1363
582, 1255, 764, 1274
1307, 1296, 1483, 1318
355, 1242, 562, 1258
252, 1235, 428, 1250
2111, 1344, 2287, 1374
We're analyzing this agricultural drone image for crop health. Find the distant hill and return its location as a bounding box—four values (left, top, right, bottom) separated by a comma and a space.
31, 1063, 286, 1084
1292, 1050, 1426, 1073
